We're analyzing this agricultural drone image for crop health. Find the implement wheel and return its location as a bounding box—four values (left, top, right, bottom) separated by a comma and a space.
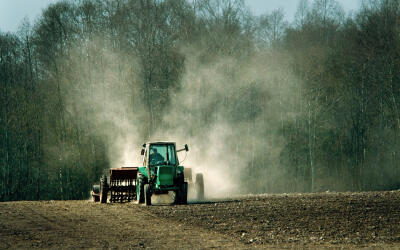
100, 175, 108, 203
144, 184, 152, 206
92, 185, 100, 202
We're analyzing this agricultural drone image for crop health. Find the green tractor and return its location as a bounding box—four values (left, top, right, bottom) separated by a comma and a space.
136, 142, 203, 205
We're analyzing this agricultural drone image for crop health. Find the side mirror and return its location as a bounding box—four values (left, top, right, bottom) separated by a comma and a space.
177, 144, 189, 153
141, 149, 145, 155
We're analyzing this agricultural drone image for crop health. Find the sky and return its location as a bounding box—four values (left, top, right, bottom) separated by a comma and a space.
0, 0, 361, 33
246, 0, 361, 17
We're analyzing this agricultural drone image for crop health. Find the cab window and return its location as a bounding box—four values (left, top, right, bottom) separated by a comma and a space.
149, 144, 177, 166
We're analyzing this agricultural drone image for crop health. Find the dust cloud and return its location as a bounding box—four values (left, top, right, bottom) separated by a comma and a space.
151, 48, 302, 198
62, 38, 145, 170
63, 34, 301, 199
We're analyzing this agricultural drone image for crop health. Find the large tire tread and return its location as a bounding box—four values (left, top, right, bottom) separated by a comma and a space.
181, 182, 188, 205
137, 175, 145, 204
174, 189, 181, 204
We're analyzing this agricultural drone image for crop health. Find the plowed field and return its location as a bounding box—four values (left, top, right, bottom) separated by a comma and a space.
1, 191, 400, 249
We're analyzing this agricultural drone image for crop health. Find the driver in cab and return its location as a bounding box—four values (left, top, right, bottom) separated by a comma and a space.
150, 148, 164, 164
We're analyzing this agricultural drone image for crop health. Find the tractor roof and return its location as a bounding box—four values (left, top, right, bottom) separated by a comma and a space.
145, 141, 176, 145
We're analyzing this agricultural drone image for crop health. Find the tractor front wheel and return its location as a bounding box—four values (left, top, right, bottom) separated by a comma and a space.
174, 189, 181, 204
174, 182, 188, 205
181, 182, 188, 205
144, 184, 152, 206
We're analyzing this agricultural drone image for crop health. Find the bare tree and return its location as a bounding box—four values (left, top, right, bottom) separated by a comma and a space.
257, 9, 287, 47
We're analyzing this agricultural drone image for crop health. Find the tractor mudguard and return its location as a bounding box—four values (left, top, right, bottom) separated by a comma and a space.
138, 166, 149, 179
177, 166, 184, 173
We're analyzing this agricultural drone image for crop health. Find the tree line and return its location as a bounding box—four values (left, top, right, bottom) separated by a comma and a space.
1, 0, 399, 201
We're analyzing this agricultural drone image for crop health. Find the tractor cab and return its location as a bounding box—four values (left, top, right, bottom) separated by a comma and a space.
141, 142, 179, 167
137, 142, 190, 205
140, 142, 182, 188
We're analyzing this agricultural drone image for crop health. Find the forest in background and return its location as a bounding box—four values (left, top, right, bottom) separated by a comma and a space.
1, 0, 400, 201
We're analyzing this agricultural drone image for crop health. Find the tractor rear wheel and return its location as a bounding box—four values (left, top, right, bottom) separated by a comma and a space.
137, 175, 145, 204
144, 184, 152, 206
100, 175, 108, 203
195, 173, 204, 200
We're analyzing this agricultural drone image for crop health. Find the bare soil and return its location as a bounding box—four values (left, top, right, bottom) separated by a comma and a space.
0, 191, 400, 249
